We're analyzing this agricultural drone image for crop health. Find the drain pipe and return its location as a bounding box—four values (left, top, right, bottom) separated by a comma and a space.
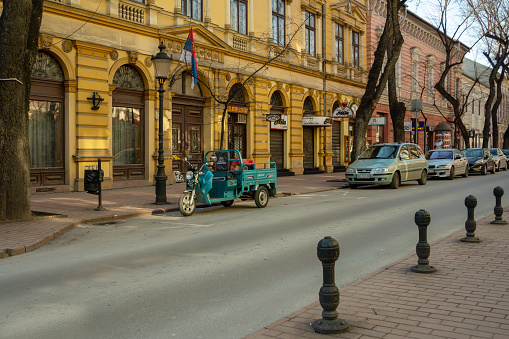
322, 4, 327, 172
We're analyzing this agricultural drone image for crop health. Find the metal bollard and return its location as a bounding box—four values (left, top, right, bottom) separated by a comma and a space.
312, 236, 349, 334
411, 209, 436, 273
461, 195, 479, 242
490, 186, 507, 225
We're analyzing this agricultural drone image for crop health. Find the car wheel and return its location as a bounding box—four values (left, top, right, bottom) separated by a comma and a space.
491, 163, 496, 174
254, 186, 269, 208
496, 162, 500, 172
221, 200, 234, 207
418, 169, 427, 185
462, 165, 469, 177
481, 164, 487, 175
448, 166, 454, 180
390, 172, 400, 189
179, 192, 196, 216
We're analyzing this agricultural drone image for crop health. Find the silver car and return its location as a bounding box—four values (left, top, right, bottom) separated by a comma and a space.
488, 148, 508, 171
425, 149, 469, 179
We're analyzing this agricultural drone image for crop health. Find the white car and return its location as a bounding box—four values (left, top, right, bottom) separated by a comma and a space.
425, 149, 469, 180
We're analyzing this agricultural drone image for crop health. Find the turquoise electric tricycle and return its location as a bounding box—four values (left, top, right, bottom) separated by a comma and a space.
178, 150, 278, 216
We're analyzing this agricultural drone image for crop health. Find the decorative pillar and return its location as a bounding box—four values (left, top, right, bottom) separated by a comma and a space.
268, 0, 273, 42
174, 0, 181, 12
205, 0, 211, 22
225, 0, 231, 28
249, 0, 254, 35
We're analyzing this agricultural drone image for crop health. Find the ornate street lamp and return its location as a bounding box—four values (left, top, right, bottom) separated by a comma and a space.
152, 43, 173, 204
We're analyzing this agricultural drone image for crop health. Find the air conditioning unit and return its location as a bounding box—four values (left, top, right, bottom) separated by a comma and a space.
235, 114, 247, 124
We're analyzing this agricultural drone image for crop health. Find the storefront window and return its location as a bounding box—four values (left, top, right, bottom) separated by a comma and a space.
29, 101, 62, 168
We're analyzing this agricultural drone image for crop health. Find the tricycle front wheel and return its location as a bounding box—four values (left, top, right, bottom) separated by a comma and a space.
254, 187, 269, 208
179, 192, 196, 216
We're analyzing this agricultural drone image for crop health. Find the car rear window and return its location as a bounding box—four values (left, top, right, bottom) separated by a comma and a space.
426, 151, 453, 160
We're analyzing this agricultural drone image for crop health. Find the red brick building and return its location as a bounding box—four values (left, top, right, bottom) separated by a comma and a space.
365, 1, 465, 152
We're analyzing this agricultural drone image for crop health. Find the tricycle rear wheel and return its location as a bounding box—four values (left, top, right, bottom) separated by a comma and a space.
179, 192, 196, 216
255, 187, 269, 208
221, 200, 234, 207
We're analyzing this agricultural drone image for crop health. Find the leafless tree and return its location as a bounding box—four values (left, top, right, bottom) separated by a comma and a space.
0, 0, 45, 221
351, 0, 406, 160
467, 0, 509, 148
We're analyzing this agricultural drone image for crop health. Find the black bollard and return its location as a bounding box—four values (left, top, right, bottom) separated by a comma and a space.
411, 209, 436, 273
312, 236, 349, 334
461, 195, 480, 242
490, 186, 507, 225
94, 158, 105, 211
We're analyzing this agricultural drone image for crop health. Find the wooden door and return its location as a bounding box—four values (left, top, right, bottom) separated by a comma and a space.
303, 126, 315, 169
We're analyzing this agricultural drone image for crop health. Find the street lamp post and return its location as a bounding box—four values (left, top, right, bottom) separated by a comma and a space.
152, 43, 173, 205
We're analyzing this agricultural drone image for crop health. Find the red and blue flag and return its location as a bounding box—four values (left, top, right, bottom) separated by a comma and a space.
179, 27, 199, 89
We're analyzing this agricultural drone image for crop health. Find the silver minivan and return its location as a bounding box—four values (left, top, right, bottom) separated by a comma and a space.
345, 142, 428, 189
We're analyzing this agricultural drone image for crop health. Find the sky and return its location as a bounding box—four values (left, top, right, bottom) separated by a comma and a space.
405, 0, 489, 66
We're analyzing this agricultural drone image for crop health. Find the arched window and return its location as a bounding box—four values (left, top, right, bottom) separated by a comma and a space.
303, 96, 314, 113
228, 83, 248, 158
270, 91, 284, 107
30, 51, 65, 186
112, 65, 145, 180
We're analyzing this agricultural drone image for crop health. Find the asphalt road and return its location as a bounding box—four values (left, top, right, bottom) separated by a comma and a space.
1, 171, 507, 339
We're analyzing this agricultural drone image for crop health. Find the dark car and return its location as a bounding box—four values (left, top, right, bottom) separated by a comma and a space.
462, 148, 496, 175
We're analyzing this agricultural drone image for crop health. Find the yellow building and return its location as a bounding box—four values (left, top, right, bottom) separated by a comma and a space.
6, 0, 368, 192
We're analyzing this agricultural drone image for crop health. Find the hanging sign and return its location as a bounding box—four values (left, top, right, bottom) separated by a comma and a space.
302, 116, 332, 126
266, 114, 280, 122
228, 104, 248, 114
368, 117, 386, 125
271, 114, 288, 130
332, 103, 355, 119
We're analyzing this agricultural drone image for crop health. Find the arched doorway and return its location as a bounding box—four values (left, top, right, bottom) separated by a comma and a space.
112, 65, 145, 180
29, 51, 65, 186
269, 90, 291, 174
302, 96, 316, 173
228, 83, 248, 158
171, 71, 205, 172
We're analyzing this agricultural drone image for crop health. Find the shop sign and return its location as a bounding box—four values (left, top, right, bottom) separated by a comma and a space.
411, 120, 425, 131
332, 103, 355, 118
266, 114, 280, 122
302, 116, 332, 126
368, 117, 386, 125
228, 104, 248, 114
271, 114, 288, 130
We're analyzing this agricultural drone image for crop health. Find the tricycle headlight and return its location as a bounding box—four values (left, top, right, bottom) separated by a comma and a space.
186, 171, 193, 180
373, 167, 389, 173
346, 168, 355, 173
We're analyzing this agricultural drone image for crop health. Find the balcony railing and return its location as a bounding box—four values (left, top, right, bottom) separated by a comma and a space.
119, 0, 145, 24
233, 36, 247, 51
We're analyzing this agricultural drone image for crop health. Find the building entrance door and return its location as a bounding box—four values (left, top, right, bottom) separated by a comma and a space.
172, 96, 205, 174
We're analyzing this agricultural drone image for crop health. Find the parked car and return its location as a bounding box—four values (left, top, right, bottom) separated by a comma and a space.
425, 149, 469, 180
503, 149, 509, 158
462, 148, 496, 175
488, 148, 508, 171
345, 142, 428, 189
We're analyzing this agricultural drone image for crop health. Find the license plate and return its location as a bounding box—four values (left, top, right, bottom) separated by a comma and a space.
356, 174, 370, 179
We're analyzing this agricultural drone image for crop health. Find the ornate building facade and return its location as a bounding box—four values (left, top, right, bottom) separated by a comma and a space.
2, 0, 369, 192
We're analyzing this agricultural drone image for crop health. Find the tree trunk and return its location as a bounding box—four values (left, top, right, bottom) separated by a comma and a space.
503, 126, 509, 149
490, 66, 506, 148
351, 0, 405, 159
387, 47, 405, 142
0, 0, 44, 221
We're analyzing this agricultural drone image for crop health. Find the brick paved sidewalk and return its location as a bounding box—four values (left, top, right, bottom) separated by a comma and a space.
0, 172, 347, 258
245, 211, 509, 339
